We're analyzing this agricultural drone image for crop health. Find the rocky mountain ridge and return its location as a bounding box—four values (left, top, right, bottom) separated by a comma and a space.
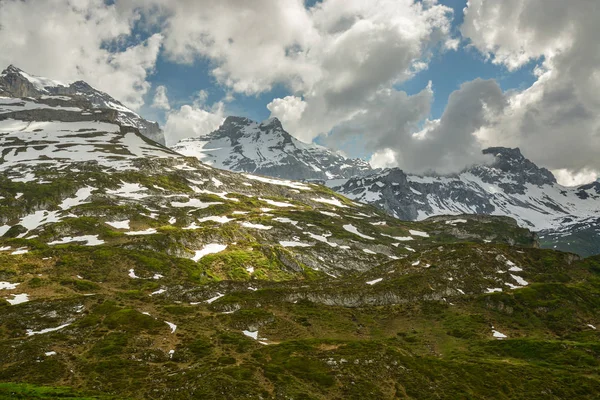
0, 65, 165, 144
171, 115, 373, 181
334, 147, 600, 256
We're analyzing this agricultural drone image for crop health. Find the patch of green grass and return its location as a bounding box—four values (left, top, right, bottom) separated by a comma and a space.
0, 383, 111, 399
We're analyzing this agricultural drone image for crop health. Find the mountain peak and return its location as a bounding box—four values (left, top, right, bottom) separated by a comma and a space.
481, 146, 556, 185
483, 146, 524, 161
223, 115, 253, 126
2, 64, 24, 75
260, 117, 283, 130
172, 114, 374, 181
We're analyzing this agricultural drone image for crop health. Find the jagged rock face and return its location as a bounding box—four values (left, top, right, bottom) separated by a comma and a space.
0, 65, 165, 144
333, 148, 600, 256
476, 147, 557, 191
171, 115, 374, 181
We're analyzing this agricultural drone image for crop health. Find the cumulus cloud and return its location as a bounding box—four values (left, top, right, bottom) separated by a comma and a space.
7, 0, 596, 183
552, 169, 599, 187
330, 79, 504, 174
146, 0, 455, 143
458, 0, 600, 183
157, 0, 319, 94
369, 148, 398, 169
0, 0, 162, 109
163, 100, 225, 146
361, 0, 600, 181
266, 96, 307, 130
152, 85, 171, 110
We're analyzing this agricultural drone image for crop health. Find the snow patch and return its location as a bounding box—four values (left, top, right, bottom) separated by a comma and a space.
0, 282, 20, 290
125, 228, 157, 236
206, 293, 225, 304
106, 220, 130, 230
241, 222, 272, 230
27, 323, 71, 336
165, 321, 177, 333
409, 230, 429, 238
260, 198, 295, 207
280, 240, 312, 248
7, 293, 29, 305
48, 235, 104, 246
243, 330, 259, 340
343, 224, 374, 240
312, 197, 348, 208
192, 244, 227, 261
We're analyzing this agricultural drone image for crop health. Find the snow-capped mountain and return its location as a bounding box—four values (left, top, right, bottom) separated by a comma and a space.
333, 147, 600, 255
171, 116, 373, 181
0, 65, 165, 144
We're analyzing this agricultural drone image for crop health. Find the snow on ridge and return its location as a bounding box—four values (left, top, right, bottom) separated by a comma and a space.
312, 197, 348, 208
243, 174, 311, 190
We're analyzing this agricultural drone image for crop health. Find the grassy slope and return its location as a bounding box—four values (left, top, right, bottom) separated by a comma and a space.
0, 159, 598, 399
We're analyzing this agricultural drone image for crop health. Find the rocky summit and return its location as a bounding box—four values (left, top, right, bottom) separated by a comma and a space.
172, 115, 373, 181
1, 70, 600, 399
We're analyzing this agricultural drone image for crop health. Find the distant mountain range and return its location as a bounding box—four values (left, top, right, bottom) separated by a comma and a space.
3, 65, 596, 256
333, 147, 600, 256
0, 65, 164, 144
176, 119, 600, 256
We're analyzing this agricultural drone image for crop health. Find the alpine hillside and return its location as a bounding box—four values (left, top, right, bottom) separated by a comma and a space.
1, 69, 600, 399
171, 116, 373, 181
0, 65, 165, 144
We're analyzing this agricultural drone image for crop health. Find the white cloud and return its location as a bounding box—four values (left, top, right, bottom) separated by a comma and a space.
149, 0, 455, 143
0, 0, 162, 110
552, 169, 599, 187
459, 0, 600, 179
163, 102, 225, 146
266, 96, 307, 129
369, 149, 397, 169
152, 85, 171, 110
157, 0, 319, 95
354, 79, 504, 174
